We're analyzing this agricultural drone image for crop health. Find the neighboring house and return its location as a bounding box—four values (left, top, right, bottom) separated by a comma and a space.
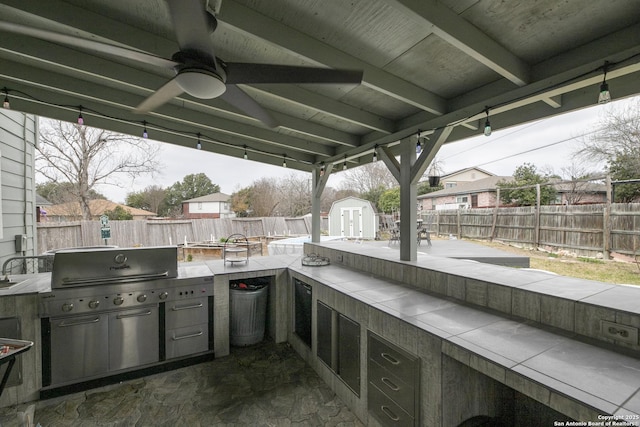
422, 167, 495, 190
419, 176, 607, 211
182, 192, 235, 219
552, 180, 607, 205
44, 199, 156, 221
328, 197, 378, 239
418, 176, 513, 210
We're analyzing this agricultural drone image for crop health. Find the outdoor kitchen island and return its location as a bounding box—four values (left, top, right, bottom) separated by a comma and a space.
1, 242, 640, 426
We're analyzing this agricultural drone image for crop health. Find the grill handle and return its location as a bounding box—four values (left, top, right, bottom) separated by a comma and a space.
171, 303, 203, 311
58, 317, 100, 327
172, 331, 203, 341
116, 310, 153, 319
59, 272, 170, 287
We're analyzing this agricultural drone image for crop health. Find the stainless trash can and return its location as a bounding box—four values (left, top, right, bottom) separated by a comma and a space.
229, 280, 268, 346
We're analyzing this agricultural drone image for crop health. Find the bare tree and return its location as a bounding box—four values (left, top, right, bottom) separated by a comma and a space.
575, 99, 640, 165
558, 162, 604, 205
249, 178, 281, 217
37, 119, 161, 219
574, 99, 640, 201
338, 162, 396, 193
277, 173, 312, 217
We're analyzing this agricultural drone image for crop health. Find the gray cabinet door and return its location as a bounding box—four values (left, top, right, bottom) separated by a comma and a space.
294, 280, 312, 347
338, 313, 360, 394
109, 306, 159, 370
50, 314, 109, 385
316, 301, 333, 367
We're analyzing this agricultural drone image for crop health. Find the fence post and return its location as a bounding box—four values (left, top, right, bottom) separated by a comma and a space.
490, 188, 500, 240
534, 184, 541, 247
603, 175, 612, 259
456, 209, 461, 239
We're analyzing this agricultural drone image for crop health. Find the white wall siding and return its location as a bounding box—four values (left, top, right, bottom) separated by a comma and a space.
0, 111, 37, 266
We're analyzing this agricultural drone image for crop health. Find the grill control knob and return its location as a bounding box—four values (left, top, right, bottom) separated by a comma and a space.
137, 294, 147, 303
88, 300, 100, 309
113, 296, 124, 306
62, 303, 74, 312
159, 292, 168, 301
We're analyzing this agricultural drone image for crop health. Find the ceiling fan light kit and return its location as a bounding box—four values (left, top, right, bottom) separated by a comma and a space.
175, 69, 226, 99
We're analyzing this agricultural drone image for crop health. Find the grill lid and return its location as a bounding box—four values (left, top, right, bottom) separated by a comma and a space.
50, 246, 178, 289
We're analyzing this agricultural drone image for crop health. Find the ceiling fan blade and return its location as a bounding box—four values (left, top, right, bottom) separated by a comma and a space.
166, 0, 216, 59
224, 63, 364, 85
221, 85, 279, 128
133, 77, 185, 114
0, 20, 178, 69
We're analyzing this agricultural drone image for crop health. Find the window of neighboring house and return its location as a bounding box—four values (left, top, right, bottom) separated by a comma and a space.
456, 196, 468, 203
445, 182, 457, 188
197, 202, 202, 210
471, 194, 478, 208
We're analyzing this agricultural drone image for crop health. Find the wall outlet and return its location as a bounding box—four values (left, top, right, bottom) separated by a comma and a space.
600, 320, 638, 345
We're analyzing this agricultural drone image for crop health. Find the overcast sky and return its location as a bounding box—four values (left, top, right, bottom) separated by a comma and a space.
93, 95, 638, 203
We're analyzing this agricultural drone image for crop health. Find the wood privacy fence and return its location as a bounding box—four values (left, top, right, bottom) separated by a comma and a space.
37, 204, 640, 258
421, 203, 640, 258
37, 217, 312, 254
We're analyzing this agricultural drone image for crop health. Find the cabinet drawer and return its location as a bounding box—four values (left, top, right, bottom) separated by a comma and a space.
166, 324, 208, 359
166, 298, 208, 329
368, 358, 415, 414
368, 382, 415, 427
368, 332, 418, 383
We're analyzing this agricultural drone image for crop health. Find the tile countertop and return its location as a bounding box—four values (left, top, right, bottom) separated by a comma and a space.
0, 273, 52, 295
289, 261, 640, 422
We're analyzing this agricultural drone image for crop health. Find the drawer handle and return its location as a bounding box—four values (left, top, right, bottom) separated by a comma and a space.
58, 317, 99, 327
171, 303, 203, 311
172, 331, 203, 341
381, 352, 400, 365
116, 310, 152, 319
381, 376, 400, 391
381, 405, 400, 421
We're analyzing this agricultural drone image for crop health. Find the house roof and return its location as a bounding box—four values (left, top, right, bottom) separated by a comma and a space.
45, 199, 156, 217
36, 194, 52, 206
329, 196, 378, 213
440, 167, 496, 180
183, 192, 231, 203
418, 176, 513, 199
552, 180, 606, 193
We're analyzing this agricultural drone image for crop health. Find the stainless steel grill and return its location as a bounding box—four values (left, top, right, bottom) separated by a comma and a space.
40, 246, 213, 391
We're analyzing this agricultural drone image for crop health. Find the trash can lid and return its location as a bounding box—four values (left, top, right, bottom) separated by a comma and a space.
230, 282, 266, 290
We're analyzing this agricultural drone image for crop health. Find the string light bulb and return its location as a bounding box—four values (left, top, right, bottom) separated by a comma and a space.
598, 61, 611, 104
243, 146, 248, 160
196, 133, 202, 150
343, 156, 347, 171
2, 89, 9, 109
77, 106, 84, 125
142, 121, 148, 138
282, 155, 287, 168
320, 163, 325, 176
483, 107, 492, 136
373, 146, 377, 162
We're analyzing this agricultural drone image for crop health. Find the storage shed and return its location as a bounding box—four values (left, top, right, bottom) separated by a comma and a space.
328, 197, 378, 239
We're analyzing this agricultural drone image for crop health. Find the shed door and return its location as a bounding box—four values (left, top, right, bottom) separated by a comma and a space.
340, 208, 362, 237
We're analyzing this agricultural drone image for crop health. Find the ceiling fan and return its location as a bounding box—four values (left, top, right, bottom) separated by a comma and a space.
0, 0, 363, 128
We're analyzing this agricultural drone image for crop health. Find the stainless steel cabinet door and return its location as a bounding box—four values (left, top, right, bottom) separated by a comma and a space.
109, 306, 159, 371
338, 313, 360, 394
50, 314, 109, 385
